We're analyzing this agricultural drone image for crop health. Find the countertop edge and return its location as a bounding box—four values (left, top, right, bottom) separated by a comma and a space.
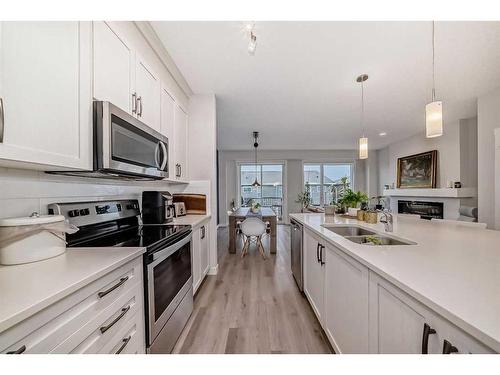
289, 213, 500, 353
0, 247, 145, 334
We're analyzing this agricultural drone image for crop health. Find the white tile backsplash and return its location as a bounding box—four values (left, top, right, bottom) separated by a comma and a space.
0, 168, 210, 219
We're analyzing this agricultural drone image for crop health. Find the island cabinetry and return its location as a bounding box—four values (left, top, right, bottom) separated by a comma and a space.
303, 229, 325, 324
368, 271, 494, 354
324, 243, 369, 353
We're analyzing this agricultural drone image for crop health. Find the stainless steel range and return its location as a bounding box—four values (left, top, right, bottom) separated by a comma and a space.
48, 199, 193, 353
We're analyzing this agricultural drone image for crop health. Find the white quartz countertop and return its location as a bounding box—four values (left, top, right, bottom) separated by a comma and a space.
289, 213, 500, 352
171, 214, 211, 227
0, 247, 145, 334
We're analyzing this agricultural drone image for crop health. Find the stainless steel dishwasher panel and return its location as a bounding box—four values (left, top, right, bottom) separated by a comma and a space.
290, 219, 303, 291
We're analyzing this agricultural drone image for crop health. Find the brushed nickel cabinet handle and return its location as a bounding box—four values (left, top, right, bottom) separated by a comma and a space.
100, 305, 131, 334
115, 336, 132, 354
132, 92, 137, 114
6, 345, 26, 354
0, 98, 4, 143
137, 96, 143, 117
97, 276, 129, 299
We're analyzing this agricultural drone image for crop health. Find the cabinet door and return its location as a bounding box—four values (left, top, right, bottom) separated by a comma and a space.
0, 21, 92, 170
368, 272, 431, 353
93, 21, 135, 114
192, 227, 202, 294
160, 87, 175, 177
135, 56, 161, 132
200, 225, 210, 276
174, 104, 188, 180
303, 229, 324, 324
324, 244, 369, 353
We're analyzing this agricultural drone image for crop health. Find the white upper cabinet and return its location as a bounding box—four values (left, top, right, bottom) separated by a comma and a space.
324, 243, 369, 353
135, 56, 161, 133
0, 22, 92, 170
92, 21, 134, 114
174, 104, 188, 180
160, 87, 175, 177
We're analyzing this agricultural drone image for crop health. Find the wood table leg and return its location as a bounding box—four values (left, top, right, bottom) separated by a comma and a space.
228, 215, 236, 254
270, 217, 277, 254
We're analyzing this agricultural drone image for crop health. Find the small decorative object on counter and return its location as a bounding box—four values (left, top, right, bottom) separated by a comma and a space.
251, 202, 261, 214
356, 210, 365, 221
0, 212, 78, 265
324, 205, 336, 216
365, 210, 378, 224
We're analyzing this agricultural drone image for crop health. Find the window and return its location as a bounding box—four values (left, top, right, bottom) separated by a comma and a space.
239, 163, 284, 220
303, 163, 353, 207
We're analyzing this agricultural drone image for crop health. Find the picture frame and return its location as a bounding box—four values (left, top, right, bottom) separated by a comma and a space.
396, 150, 437, 188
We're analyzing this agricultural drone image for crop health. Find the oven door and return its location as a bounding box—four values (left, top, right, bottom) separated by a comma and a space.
95, 101, 169, 179
146, 232, 192, 344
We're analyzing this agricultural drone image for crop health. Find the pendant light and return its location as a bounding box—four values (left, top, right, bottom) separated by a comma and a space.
357, 74, 369, 159
426, 21, 443, 138
251, 131, 261, 187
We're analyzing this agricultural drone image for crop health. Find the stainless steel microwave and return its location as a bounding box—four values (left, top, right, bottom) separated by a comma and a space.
49, 101, 169, 180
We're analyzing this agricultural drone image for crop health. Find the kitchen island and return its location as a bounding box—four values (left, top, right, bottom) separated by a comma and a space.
289, 213, 500, 354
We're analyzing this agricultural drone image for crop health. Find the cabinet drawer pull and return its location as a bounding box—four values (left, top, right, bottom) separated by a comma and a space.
6, 345, 26, 354
320, 244, 325, 265
316, 243, 320, 263
421, 323, 436, 354
115, 335, 132, 354
100, 306, 131, 334
442, 339, 458, 354
98, 276, 129, 298
137, 96, 143, 117
132, 92, 137, 114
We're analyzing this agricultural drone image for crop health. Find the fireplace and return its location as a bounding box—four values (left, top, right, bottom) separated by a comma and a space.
398, 200, 444, 220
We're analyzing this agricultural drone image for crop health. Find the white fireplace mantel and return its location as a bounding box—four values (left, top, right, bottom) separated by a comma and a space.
383, 188, 477, 198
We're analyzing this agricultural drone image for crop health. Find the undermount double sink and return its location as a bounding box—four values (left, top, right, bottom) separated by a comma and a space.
321, 225, 415, 246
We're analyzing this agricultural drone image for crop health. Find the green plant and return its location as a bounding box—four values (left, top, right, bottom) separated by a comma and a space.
296, 182, 312, 209
339, 189, 368, 208
252, 202, 261, 209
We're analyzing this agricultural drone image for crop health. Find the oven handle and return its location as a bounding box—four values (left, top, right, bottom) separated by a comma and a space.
149, 232, 192, 266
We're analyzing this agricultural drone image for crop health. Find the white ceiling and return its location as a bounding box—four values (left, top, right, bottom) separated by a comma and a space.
151, 21, 500, 151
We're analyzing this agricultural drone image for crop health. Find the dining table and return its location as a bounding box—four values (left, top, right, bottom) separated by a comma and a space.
228, 207, 277, 254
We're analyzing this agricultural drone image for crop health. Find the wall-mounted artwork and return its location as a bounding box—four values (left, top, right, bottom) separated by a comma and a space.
397, 150, 437, 188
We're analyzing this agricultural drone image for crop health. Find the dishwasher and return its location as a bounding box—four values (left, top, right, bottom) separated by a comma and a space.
290, 218, 303, 291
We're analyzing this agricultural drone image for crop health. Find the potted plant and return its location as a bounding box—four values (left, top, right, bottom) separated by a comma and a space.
296, 182, 312, 212
251, 201, 261, 213
339, 189, 368, 216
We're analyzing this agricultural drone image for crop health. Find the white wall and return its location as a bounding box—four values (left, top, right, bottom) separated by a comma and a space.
478, 87, 500, 228
376, 120, 463, 194
218, 149, 363, 225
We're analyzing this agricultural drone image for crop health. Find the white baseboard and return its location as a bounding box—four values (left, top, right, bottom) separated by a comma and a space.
208, 264, 219, 275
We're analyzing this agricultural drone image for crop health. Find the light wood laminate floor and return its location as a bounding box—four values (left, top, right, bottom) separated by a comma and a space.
172, 225, 332, 354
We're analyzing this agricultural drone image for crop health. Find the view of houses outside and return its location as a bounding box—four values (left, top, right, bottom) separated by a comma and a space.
240, 164, 284, 220
303, 164, 352, 206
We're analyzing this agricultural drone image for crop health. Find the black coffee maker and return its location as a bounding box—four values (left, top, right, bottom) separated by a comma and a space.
142, 191, 175, 224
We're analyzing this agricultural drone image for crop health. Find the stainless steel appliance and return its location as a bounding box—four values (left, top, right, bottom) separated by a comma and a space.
48, 199, 193, 353
290, 218, 303, 291
173, 202, 186, 217
142, 191, 175, 224
48, 101, 169, 180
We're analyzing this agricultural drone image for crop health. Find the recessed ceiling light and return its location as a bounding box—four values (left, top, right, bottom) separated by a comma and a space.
379, 132, 387, 136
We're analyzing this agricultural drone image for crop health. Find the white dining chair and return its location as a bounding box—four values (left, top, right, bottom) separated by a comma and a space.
240, 217, 267, 259
430, 218, 487, 229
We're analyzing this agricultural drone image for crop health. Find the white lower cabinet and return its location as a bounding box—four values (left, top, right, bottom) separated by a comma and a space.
192, 221, 210, 294
324, 243, 369, 353
303, 229, 325, 323
0, 256, 146, 354
368, 271, 494, 354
